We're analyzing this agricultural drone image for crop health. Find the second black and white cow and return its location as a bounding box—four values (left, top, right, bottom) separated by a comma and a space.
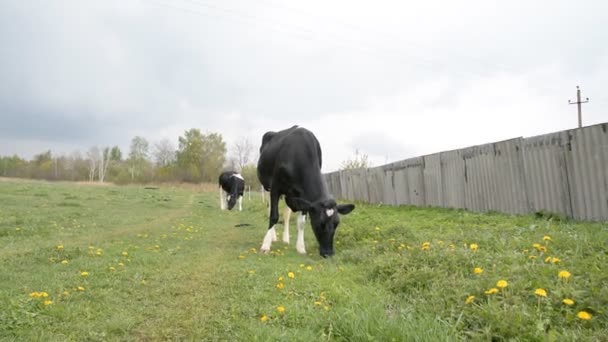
257, 125, 355, 257
218, 171, 245, 211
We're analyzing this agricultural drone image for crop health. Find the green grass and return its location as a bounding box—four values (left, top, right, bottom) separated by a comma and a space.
0, 179, 606, 341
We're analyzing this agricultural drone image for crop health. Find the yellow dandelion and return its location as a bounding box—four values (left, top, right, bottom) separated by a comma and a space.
544, 256, 552, 263
577, 311, 592, 320
118, 262, 124, 266
61, 260, 68, 264
539, 246, 547, 252
562, 298, 575, 306
485, 288, 499, 295
306, 266, 313, 271
276, 282, 284, 290
276, 306, 285, 313
465, 295, 475, 304
248, 270, 255, 275
77, 286, 85, 291
474, 267, 483, 275
532, 243, 541, 249
80, 271, 89, 277
314, 301, 322, 306
122, 251, 128, 256
288, 272, 295, 279
43, 300, 53, 306
95, 251, 102, 256
535, 288, 548, 297
260, 314, 269, 322
29, 292, 39, 298
56, 245, 64, 250
324, 305, 329, 311
238, 255, 245, 259
551, 257, 561, 264
88, 246, 94, 250
496, 280, 508, 289
470, 243, 479, 251
529, 255, 537, 259
375, 226, 381, 231
109, 266, 116, 271
543, 235, 551, 241
299, 264, 305, 268
558, 270, 571, 279
62, 291, 69, 296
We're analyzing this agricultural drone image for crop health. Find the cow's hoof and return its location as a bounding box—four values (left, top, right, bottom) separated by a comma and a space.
260, 248, 270, 254
297, 248, 307, 255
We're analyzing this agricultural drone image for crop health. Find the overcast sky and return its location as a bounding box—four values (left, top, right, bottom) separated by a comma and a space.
1, 0, 606, 172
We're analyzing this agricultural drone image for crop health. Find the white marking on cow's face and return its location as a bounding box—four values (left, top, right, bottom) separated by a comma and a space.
232, 173, 244, 181
326, 209, 335, 217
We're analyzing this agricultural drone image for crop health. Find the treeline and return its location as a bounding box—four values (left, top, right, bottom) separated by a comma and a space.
0, 129, 261, 188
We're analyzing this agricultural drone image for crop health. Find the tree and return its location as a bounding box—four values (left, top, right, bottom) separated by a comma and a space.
128, 136, 149, 181
340, 149, 371, 170
230, 137, 253, 172
176, 129, 227, 182
110, 146, 122, 161
98, 147, 112, 182
87, 146, 100, 181
153, 138, 176, 167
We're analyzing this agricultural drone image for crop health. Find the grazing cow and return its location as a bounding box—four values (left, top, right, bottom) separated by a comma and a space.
257, 125, 355, 257
218, 171, 245, 211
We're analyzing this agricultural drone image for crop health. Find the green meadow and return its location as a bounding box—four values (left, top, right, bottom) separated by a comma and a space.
0, 179, 606, 341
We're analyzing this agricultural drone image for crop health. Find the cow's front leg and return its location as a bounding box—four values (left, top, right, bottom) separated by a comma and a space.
296, 212, 307, 255
261, 190, 280, 253
219, 187, 225, 210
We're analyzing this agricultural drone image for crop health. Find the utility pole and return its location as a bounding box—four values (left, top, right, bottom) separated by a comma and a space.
568, 85, 589, 128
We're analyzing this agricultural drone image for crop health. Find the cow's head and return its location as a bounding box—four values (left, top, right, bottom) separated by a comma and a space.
293, 198, 355, 257
226, 194, 237, 210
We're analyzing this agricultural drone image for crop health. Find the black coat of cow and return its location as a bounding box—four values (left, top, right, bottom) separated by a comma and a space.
257, 125, 354, 257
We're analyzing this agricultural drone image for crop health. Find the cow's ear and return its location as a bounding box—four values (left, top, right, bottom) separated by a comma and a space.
291, 197, 312, 212
337, 204, 355, 215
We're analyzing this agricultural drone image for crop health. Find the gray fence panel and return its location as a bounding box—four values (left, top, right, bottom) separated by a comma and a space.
352, 168, 370, 202
366, 167, 385, 204
522, 131, 572, 216
381, 166, 397, 205
462, 144, 493, 212
441, 150, 466, 209
493, 138, 529, 214
566, 124, 608, 221
404, 157, 426, 206
423, 153, 443, 207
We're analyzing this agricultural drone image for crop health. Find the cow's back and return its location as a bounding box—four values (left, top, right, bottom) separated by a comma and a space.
257, 126, 322, 191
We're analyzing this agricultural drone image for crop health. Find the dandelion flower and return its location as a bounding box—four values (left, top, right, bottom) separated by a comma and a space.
496, 280, 508, 289
299, 264, 305, 268
562, 298, 575, 306
276, 283, 284, 290
551, 257, 561, 264
109, 266, 116, 271
77, 286, 85, 291
532, 243, 541, 250
260, 314, 269, 322
543, 235, 551, 241
306, 266, 313, 271
118, 262, 124, 266
375, 226, 381, 231
474, 267, 483, 275
61, 260, 68, 265
56, 245, 64, 250
558, 270, 571, 279
122, 251, 128, 256
539, 246, 547, 252
276, 306, 285, 313
43, 300, 53, 306
465, 295, 475, 304
248, 270, 255, 275
529, 255, 537, 259
470, 243, 479, 251
288, 272, 295, 279
314, 301, 322, 306
535, 288, 548, 297
80, 271, 89, 277
485, 288, 499, 295
544, 256, 552, 263
62, 291, 69, 296
238, 255, 245, 259
577, 311, 592, 320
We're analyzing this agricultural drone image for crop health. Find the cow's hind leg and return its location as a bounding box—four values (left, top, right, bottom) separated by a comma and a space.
219, 187, 225, 210
238, 195, 243, 212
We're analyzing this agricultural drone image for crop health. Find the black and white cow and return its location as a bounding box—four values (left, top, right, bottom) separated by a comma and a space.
257, 125, 355, 257
218, 171, 245, 211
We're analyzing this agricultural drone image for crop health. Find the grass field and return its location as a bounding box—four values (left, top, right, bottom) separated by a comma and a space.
0, 179, 606, 341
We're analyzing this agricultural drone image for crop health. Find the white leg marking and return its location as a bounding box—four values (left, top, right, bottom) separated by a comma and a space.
238, 196, 243, 211
219, 188, 225, 210
283, 206, 292, 244
296, 213, 307, 255
261, 226, 276, 253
